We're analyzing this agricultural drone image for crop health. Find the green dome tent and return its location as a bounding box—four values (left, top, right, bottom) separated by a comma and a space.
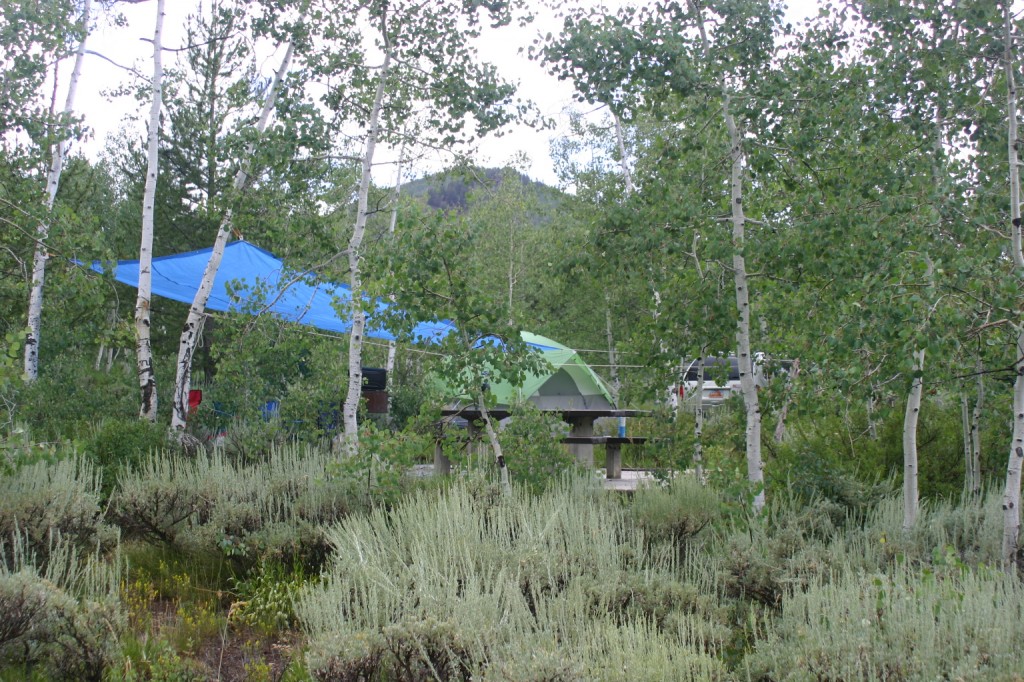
446, 331, 615, 410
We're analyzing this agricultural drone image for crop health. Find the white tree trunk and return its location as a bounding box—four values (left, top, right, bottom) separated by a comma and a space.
693, 355, 705, 484
476, 389, 511, 495
135, 0, 165, 422
341, 48, 393, 456
385, 133, 407, 416
605, 300, 620, 405
612, 111, 633, 196
605, 110, 630, 419
903, 348, 925, 531
24, 0, 92, 381
962, 393, 974, 494
773, 358, 799, 444
1003, 3, 1024, 570
1003, 328, 1024, 569
971, 361, 984, 493
691, 1, 764, 513
170, 41, 295, 433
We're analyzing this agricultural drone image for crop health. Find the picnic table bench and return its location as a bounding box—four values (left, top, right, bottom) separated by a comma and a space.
560, 436, 649, 479
436, 407, 651, 480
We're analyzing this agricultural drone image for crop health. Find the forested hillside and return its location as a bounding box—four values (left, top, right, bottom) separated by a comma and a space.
2, 0, 1024, 679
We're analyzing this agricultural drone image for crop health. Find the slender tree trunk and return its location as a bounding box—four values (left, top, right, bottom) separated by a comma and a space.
691, 1, 763, 513
867, 389, 878, 440
971, 361, 984, 493
342, 47, 393, 456
385, 133, 407, 417
24, 0, 92, 381
962, 393, 974, 494
694, 355, 705, 484
773, 358, 799, 444
903, 348, 925, 531
135, 0, 165, 422
1004, 2, 1024, 571
1004, 328, 1024, 568
170, 41, 295, 433
612, 111, 633, 195
475, 389, 510, 494
605, 299, 620, 404
606, 110, 630, 423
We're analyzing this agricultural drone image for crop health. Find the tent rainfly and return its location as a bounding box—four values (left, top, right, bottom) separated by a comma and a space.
446, 331, 615, 411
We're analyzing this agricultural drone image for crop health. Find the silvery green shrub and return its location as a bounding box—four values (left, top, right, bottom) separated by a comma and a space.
297, 477, 729, 681
0, 532, 124, 681
0, 457, 112, 569
111, 443, 361, 567
747, 564, 1024, 681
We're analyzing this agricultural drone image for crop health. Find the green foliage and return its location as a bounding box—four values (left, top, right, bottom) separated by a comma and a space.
496, 403, 574, 492
7, 358, 140, 443
85, 417, 169, 497
229, 560, 311, 634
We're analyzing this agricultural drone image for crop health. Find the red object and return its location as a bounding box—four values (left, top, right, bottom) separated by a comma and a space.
678, 385, 685, 399
188, 389, 203, 417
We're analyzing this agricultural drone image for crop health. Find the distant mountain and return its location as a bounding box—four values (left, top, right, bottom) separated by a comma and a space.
400, 167, 563, 216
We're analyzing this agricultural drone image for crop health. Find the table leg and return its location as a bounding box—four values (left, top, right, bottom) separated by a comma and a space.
567, 417, 595, 467
605, 442, 622, 479
434, 439, 451, 476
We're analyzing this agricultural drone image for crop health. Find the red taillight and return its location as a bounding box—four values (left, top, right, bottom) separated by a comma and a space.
678, 385, 685, 398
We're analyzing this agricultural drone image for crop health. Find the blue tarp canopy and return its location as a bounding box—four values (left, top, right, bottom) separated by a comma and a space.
91, 240, 454, 343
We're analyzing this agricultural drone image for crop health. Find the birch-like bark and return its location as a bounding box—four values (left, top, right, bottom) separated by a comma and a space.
601, 111, 631, 417
24, 0, 92, 381
1004, 328, 1024, 568
962, 393, 974, 494
605, 300, 620, 405
135, 0, 165, 422
903, 348, 925, 531
693, 356, 705, 484
1004, 2, 1024, 570
773, 359, 799, 444
170, 41, 295, 433
342, 46, 393, 456
867, 389, 878, 440
612, 111, 634, 195
691, 1, 763, 513
385, 133, 407, 416
971, 361, 984, 493
476, 389, 511, 495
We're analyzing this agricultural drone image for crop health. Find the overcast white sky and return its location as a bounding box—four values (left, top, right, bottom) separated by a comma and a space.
69, 1, 820, 188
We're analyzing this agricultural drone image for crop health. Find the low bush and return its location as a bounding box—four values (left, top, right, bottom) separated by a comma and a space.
629, 476, 722, 546
84, 417, 169, 496
496, 403, 575, 492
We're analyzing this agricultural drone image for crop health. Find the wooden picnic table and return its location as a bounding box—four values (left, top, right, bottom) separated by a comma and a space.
436, 407, 651, 479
